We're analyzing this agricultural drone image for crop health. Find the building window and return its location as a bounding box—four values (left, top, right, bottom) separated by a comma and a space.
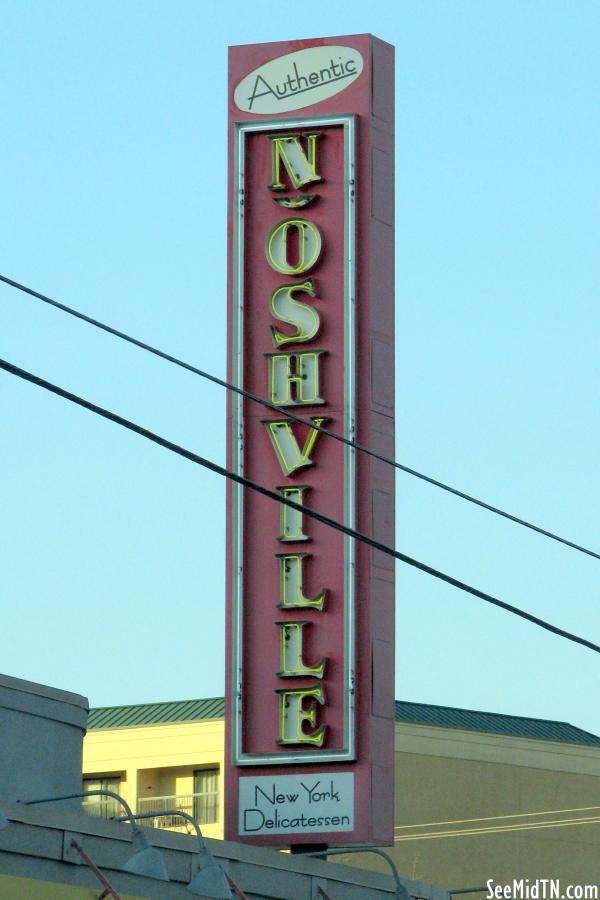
193, 768, 219, 824
82, 776, 121, 819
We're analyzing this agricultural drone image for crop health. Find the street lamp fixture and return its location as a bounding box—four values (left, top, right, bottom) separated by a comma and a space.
305, 846, 410, 900
24, 789, 169, 881
114, 808, 232, 899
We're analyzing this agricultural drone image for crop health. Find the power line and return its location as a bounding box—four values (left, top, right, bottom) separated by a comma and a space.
393, 814, 600, 842
1, 271, 598, 563
394, 804, 600, 831
1, 355, 599, 655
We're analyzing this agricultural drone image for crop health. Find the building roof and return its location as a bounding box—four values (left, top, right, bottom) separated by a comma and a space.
394, 700, 600, 746
87, 696, 600, 747
88, 697, 225, 730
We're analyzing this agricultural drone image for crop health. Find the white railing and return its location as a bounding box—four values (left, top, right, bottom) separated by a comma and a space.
136, 793, 219, 828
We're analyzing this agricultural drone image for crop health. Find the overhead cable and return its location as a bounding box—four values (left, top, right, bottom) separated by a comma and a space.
394, 804, 600, 832
1, 272, 597, 563
393, 814, 600, 842
1, 355, 598, 655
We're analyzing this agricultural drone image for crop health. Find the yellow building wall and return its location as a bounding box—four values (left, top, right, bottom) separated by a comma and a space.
84, 718, 600, 888
391, 750, 600, 887
83, 719, 225, 840
341, 724, 600, 889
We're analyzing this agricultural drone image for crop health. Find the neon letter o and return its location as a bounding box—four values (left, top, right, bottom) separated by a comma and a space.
265, 218, 322, 275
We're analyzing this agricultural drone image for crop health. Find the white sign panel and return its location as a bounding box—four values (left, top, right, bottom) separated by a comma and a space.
234, 46, 364, 114
238, 772, 354, 836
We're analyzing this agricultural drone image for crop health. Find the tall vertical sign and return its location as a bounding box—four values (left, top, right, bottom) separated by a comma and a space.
226, 34, 395, 847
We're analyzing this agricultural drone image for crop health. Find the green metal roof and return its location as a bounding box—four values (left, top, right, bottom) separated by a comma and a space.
88, 696, 600, 747
394, 700, 600, 746
88, 697, 224, 730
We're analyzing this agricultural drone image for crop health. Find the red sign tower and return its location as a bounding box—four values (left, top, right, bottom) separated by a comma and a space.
225, 33, 395, 847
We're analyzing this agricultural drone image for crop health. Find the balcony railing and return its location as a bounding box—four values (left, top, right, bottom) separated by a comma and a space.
136, 793, 219, 829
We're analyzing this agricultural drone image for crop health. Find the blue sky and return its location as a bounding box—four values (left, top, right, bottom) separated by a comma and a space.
1, 1, 598, 734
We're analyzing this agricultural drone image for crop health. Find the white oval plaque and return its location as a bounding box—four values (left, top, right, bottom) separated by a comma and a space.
234, 45, 364, 115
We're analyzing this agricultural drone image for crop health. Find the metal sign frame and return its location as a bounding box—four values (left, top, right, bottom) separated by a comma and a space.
230, 113, 356, 766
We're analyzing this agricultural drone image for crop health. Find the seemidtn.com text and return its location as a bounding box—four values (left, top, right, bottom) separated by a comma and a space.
487, 881, 598, 900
